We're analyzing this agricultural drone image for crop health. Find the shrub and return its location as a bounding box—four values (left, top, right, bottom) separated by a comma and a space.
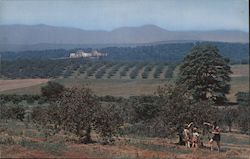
41, 81, 65, 101
94, 104, 123, 144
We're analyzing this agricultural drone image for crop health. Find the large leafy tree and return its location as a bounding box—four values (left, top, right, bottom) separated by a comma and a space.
156, 84, 216, 143
59, 87, 99, 143
177, 45, 232, 103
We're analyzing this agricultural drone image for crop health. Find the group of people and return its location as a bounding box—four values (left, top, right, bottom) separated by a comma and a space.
183, 121, 221, 152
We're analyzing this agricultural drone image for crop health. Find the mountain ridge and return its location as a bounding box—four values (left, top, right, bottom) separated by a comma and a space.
0, 24, 248, 48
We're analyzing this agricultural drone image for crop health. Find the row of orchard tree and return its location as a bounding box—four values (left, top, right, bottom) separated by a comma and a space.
1, 45, 249, 144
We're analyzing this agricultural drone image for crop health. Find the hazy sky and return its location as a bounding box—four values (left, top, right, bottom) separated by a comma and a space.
0, 0, 249, 31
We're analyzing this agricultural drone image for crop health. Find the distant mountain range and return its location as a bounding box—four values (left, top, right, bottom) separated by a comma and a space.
0, 24, 248, 51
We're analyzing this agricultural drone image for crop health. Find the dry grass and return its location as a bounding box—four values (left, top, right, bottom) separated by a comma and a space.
57, 78, 169, 97
231, 64, 249, 77
0, 79, 49, 92
1, 121, 250, 159
227, 76, 249, 102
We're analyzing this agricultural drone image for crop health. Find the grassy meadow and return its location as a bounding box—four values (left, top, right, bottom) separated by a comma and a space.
1, 120, 250, 158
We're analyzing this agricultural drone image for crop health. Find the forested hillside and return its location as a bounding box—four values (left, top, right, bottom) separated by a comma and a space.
1, 42, 249, 63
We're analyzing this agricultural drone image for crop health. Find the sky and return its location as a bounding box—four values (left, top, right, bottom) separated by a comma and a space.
0, 0, 249, 31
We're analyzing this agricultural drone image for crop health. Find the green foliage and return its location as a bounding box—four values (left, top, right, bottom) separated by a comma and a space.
95, 66, 107, 79
58, 87, 99, 143
177, 45, 232, 103
107, 63, 123, 79
41, 81, 65, 100
235, 92, 249, 133
223, 108, 239, 132
156, 84, 216, 136
1, 59, 177, 80
94, 104, 123, 144
119, 84, 216, 138
129, 63, 146, 79
2, 42, 249, 63
86, 63, 104, 77
142, 64, 154, 79
237, 106, 250, 133
164, 63, 177, 79
129, 96, 160, 122
30, 88, 124, 144
0, 104, 26, 121
120, 63, 135, 77
236, 92, 249, 107
32, 106, 49, 126
0, 94, 40, 104
153, 63, 165, 78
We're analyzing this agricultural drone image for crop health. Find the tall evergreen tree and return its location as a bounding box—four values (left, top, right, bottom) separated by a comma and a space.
177, 45, 232, 104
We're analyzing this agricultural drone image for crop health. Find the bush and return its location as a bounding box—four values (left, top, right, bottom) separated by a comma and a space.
0, 104, 25, 121
94, 104, 123, 144
41, 81, 65, 101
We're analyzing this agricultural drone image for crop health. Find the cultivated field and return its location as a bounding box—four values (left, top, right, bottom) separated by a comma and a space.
1, 121, 250, 159
1, 64, 248, 102
0, 65, 249, 101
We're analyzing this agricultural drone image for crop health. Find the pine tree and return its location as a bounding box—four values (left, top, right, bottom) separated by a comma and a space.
177, 45, 232, 104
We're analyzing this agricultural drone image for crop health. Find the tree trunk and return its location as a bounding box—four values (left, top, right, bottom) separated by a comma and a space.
178, 133, 185, 145
177, 127, 185, 145
80, 125, 92, 144
85, 125, 92, 143
229, 125, 232, 132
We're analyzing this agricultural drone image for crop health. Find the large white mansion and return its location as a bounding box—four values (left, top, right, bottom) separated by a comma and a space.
69, 50, 108, 58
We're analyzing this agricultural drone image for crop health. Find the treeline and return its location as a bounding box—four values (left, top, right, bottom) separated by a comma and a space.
1, 58, 84, 79
1, 42, 249, 63
1, 49, 69, 60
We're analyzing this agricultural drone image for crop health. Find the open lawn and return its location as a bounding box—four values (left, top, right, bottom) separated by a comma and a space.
0, 120, 249, 159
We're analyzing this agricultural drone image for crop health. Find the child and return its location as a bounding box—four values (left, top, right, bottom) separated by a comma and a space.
183, 122, 193, 148
192, 127, 199, 149
210, 126, 221, 152
204, 122, 221, 152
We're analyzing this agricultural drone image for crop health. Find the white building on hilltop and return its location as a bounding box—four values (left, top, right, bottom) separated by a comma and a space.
69, 50, 108, 58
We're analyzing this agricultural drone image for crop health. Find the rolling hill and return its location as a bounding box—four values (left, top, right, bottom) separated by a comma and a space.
0, 24, 248, 51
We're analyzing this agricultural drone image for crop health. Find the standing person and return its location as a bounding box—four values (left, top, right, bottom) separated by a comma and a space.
183, 122, 193, 148
192, 127, 199, 149
204, 122, 221, 152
